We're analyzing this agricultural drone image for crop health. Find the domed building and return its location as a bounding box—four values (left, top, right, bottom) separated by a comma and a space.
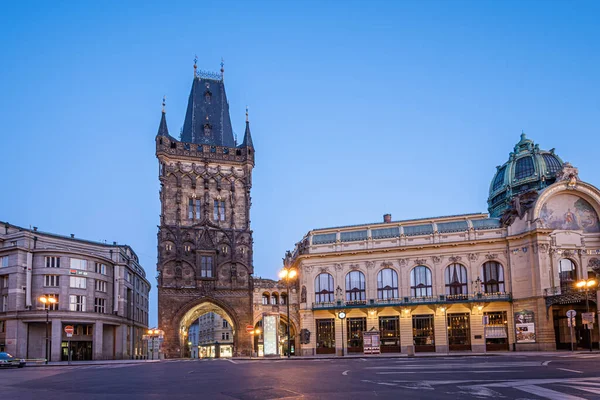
488, 133, 564, 218
284, 133, 600, 356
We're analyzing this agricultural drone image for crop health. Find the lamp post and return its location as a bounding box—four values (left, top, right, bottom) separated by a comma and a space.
279, 254, 297, 358
576, 278, 598, 352
335, 285, 345, 356
39, 295, 57, 364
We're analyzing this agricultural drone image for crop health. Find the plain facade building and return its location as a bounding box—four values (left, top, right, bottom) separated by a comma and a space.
0, 223, 150, 361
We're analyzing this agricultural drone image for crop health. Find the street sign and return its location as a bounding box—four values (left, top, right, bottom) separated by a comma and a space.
567, 317, 575, 327
566, 310, 576, 318
246, 325, 255, 333
582, 312, 595, 325
64, 325, 74, 335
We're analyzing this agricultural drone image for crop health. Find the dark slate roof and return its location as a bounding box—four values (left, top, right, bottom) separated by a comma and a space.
181, 76, 236, 147
240, 120, 254, 148
156, 111, 170, 138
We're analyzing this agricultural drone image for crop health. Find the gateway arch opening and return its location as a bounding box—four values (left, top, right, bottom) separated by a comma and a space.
179, 302, 237, 358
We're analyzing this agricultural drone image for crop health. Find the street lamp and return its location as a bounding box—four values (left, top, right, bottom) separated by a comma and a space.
279, 258, 297, 359
335, 285, 346, 356
576, 278, 598, 352
39, 295, 57, 364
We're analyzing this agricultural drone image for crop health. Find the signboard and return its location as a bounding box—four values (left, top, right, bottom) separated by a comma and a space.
582, 312, 595, 325
65, 325, 74, 338
514, 310, 536, 343
363, 331, 380, 355
262, 315, 278, 356
246, 325, 255, 333
566, 310, 577, 319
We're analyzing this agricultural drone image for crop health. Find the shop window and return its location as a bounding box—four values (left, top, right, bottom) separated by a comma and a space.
316, 319, 335, 354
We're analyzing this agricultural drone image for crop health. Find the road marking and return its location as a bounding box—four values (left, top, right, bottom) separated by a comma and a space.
557, 368, 583, 374
542, 360, 552, 366
342, 370, 350, 376
227, 359, 238, 364
516, 384, 586, 400
377, 370, 515, 374
366, 362, 542, 370
560, 384, 600, 395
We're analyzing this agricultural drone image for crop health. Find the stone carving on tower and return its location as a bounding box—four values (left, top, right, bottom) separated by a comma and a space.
155, 60, 256, 357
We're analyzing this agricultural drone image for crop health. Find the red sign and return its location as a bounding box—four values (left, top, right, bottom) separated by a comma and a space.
64, 325, 74, 335
246, 325, 255, 333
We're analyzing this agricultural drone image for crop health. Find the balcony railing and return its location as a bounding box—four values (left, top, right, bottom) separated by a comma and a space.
312, 292, 511, 310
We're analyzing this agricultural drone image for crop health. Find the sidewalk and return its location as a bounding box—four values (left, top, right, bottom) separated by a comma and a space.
26, 359, 161, 367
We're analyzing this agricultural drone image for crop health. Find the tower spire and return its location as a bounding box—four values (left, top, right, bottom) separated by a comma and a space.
241, 105, 254, 148
220, 57, 224, 80
162, 95, 166, 114
245, 105, 249, 122
194, 55, 198, 78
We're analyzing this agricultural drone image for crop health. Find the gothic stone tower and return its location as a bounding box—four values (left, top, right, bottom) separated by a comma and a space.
155, 64, 255, 357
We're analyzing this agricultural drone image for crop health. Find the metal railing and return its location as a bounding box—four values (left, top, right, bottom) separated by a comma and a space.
312, 292, 511, 310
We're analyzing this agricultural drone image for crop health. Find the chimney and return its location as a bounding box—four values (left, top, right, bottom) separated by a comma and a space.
33, 226, 38, 232
70, 234, 75, 238
383, 214, 392, 223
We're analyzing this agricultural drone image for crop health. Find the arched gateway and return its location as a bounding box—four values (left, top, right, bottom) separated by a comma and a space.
155, 64, 256, 358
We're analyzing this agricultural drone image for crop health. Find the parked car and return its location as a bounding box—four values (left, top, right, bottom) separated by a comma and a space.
0, 352, 26, 368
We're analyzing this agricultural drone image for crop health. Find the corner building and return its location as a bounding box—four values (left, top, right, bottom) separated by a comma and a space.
288, 134, 600, 355
156, 65, 255, 358
0, 223, 150, 360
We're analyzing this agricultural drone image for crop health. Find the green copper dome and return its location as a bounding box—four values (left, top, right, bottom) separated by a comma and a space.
488, 133, 564, 218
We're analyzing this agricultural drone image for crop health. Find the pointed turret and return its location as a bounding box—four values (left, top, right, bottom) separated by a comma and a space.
156, 96, 170, 138
240, 106, 254, 148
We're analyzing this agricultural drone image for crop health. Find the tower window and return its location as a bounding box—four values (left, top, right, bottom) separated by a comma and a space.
204, 91, 212, 103
188, 198, 201, 220
201, 256, 213, 278
214, 200, 226, 221
204, 124, 212, 137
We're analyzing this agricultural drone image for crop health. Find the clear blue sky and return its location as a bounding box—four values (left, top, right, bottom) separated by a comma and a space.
1, 1, 599, 327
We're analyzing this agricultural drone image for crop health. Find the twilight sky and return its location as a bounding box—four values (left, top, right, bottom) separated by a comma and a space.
1, 0, 599, 327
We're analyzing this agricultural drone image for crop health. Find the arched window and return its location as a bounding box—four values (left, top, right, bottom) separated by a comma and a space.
280, 293, 287, 305
315, 273, 334, 303
262, 293, 269, 305
482, 262, 505, 293
445, 263, 468, 295
377, 268, 398, 300
271, 293, 279, 305
411, 266, 432, 297
345, 271, 366, 301
559, 259, 576, 292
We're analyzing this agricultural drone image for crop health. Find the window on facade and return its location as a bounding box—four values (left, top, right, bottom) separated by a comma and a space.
514, 156, 535, 180
559, 259, 576, 292
1, 295, 8, 312
125, 271, 132, 283
70, 258, 87, 271
0, 256, 8, 268
445, 263, 468, 296
223, 319, 228, 328
1, 275, 7, 288
345, 271, 366, 301
410, 266, 432, 297
43, 294, 59, 310
482, 262, 505, 293
221, 332, 229, 340
315, 273, 334, 303
200, 256, 213, 278
69, 295, 86, 312
70, 276, 87, 289
95, 280, 107, 292
94, 298, 106, 313
377, 268, 399, 300
262, 293, 269, 305
188, 198, 202, 220
213, 200, 226, 221
542, 154, 562, 174
0, 320, 4, 333
85, 325, 93, 335
45, 257, 60, 268
280, 293, 287, 305
204, 124, 212, 137
95, 263, 106, 275
44, 275, 59, 287
492, 166, 507, 192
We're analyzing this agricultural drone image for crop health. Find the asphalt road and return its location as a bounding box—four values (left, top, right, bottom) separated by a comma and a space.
2, 353, 600, 399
